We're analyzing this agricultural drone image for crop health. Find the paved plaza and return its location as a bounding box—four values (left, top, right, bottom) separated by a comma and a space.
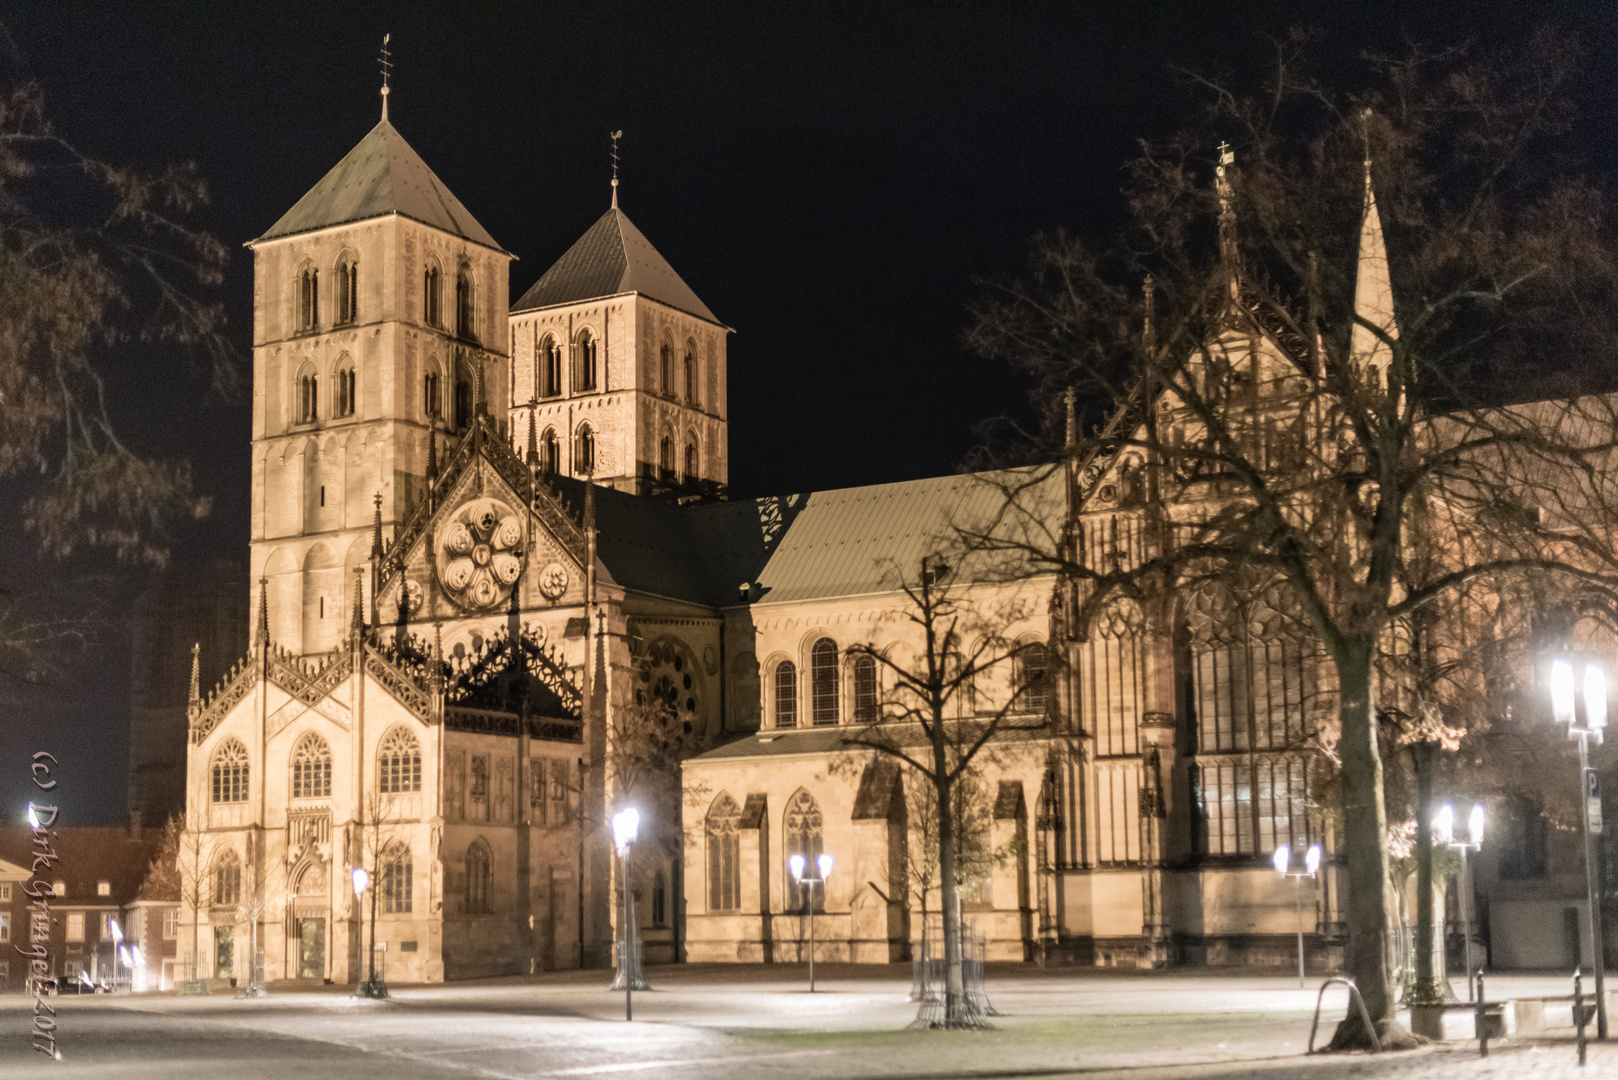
0, 966, 1612, 1079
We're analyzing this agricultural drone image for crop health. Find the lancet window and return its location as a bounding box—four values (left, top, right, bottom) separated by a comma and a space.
706, 794, 741, 912
378, 728, 421, 794
784, 789, 824, 912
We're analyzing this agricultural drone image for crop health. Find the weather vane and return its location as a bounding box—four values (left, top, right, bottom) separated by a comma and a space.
380, 33, 392, 120
610, 130, 622, 208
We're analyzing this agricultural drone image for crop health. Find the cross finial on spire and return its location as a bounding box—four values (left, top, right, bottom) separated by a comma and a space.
255, 576, 270, 649
610, 130, 622, 209
379, 34, 392, 121
187, 643, 202, 713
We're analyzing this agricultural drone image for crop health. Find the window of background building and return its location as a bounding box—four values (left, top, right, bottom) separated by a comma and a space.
774, 661, 798, 728
66, 912, 84, 942
811, 639, 840, 725
163, 910, 179, 939
53, 881, 65, 897
97, 880, 110, 897
0, 883, 10, 901
0, 914, 9, 942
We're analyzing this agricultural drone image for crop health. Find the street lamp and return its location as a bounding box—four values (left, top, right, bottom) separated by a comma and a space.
1434, 802, 1485, 1002
1552, 655, 1609, 1039
613, 807, 640, 1021
788, 852, 835, 992
108, 917, 123, 993
352, 867, 385, 998
1272, 843, 1321, 988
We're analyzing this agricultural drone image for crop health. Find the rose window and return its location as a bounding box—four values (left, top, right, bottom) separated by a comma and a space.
436, 496, 525, 611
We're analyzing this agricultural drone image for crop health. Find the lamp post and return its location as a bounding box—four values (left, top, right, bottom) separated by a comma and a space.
1552, 656, 1609, 1039
788, 853, 834, 992
1434, 803, 1485, 1002
352, 867, 385, 998
613, 808, 640, 1021
1272, 843, 1321, 988
108, 917, 123, 993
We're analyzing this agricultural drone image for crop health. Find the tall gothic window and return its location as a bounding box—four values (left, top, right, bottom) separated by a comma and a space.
454, 361, 473, 429
684, 440, 698, 482
706, 794, 741, 911
684, 341, 698, 403
423, 264, 441, 326
575, 330, 598, 392
424, 364, 442, 421
212, 852, 241, 907
299, 267, 319, 331
811, 638, 839, 725
852, 653, 879, 722
784, 789, 824, 912
465, 839, 492, 914
336, 258, 358, 324
378, 728, 421, 794
660, 336, 673, 395
297, 364, 319, 424
575, 424, 596, 475
334, 360, 356, 419
660, 436, 674, 475
211, 740, 248, 804
1016, 642, 1050, 714
538, 334, 561, 397
455, 269, 473, 338
541, 429, 559, 475
290, 733, 332, 800
381, 844, 412, 913
774, 661, 798, 728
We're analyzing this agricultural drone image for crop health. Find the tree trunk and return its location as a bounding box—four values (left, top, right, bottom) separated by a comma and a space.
933, 740, 966, 1025
1329, 639, 1412, 1048
1409, 740, 1442, 1005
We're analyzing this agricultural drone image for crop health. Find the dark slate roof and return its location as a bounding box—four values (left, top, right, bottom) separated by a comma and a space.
511, 207, 718, 323
687, 721, 1051, 764
256, 119, 500, 249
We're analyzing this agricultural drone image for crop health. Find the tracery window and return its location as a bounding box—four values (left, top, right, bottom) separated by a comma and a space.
378, 728, 421, 794
811, 638, 839, 725
852, 653, 879, 723
575, 424, 596, 475
454, 361, 473, 429
334, 360, 356, 419
423, 264, 441, 327
1016, 641, 1049, 714
538, 333, 561, 398
660, 436, 674, 475
773, 661, 798, 728
455, 269, 474, 338
424, 364, 442, 420
683, 342, 698, 403
660, 335, 674, 395
784, 789, 824, 912
336, 258, 358, 324
541, 429, 559, 475
381, 843, 412, 913
212, 852, 241, 907
1081, 601, 1145, 756
290, 732, 332, 799
575, 330, 598, 392
211, 740, 249, 804
705, 794, 741, 911
299, 267, 319, 331
465, 839, 492, 914
684, 440, 697, 482
297, 365, 319, 424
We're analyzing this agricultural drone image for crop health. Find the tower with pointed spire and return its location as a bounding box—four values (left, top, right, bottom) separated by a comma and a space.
246, 103, 512, 655
507, 136, 729, 496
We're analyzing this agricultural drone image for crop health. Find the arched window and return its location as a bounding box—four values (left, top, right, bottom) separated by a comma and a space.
211, 740, 249, 804
333, 359, 356, 419
455, 269, 474, 338
423, 362, 442, 421
336, 258, 358, 324
811, 638, 839, 725
297, 363, 319, 424
465, 839, 492, 915
541, 429, 559, 475
705, 794, 741, 911
423, 264, 441, 327
378, 728, 421, 794
538, 334, 561, 398
1016, 642, 1049, 714
784, 789, 824, 912
575, 424, 595, 475
684, 440, 698, 482
773, 661, 798, 728
659, 435, 674, 475
290, 732, 332, 799
381, 843, 412, 913
454, 361, 473, 429
299, 267, 319, 331
852, 653, 879, 723
684, 340, 698, 403
659, 335, 673, 395
575, 330, 598, 391
212, 851, 241, 907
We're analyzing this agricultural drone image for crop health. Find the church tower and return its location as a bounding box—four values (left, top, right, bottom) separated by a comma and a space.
507, 188, 727, 496
247, 107, 511, 656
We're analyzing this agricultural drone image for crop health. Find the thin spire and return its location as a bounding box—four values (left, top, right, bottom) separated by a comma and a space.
427, 423, 438, 478
187, 643, 202, 715
1063, 387, 1077, 451
352, 567, 366, 631
371, 491, 384, 558
379, 34, 392, 121
255, 576, 270, 648
1142, 274, 1156, 353
1215, 142, 1238, 300
526, 406, 539, 467
1351, 153, 1397, 376
610, 130, 622, 209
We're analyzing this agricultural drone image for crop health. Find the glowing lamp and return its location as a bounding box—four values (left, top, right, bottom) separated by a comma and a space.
1272, 845, 1290, 875
1305, 844, 1322, 874
788, 854, 806, 881
612, 807, 640, 854
1587, 665, 1608, 730
1434, 803, 1455, 846
351, 867, 370, 896
1469, 803, 1486, 846
816, 854, 834, 880
1552, 659, 1577, 726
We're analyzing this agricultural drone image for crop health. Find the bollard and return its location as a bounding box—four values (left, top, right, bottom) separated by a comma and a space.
1475, 970, 1488, 1057
1576, 968, 1586, 1067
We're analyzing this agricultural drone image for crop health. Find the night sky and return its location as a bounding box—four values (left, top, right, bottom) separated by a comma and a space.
4, 1, 1614, 822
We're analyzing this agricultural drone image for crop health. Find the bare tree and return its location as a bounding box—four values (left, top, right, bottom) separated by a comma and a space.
177, 804, 220, 987
895, 764, 997, 958
354, 791, 402, 992
964, 30, 1618, 1046
845, 553, 1042, 1029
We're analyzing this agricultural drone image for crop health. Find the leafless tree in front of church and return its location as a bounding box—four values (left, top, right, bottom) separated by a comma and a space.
966, 29, 1618, 1046
846, 554, 1044, 1028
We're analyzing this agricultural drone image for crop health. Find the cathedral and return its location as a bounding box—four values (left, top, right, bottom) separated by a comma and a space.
178, 98, 1451, 988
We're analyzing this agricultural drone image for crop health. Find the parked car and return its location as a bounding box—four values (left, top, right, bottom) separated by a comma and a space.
38, 974, 110, 995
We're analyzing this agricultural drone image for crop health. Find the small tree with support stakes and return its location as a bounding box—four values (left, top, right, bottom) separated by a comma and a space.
354, 790, 400, 999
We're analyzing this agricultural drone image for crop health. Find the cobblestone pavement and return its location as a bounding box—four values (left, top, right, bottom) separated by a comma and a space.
0, 966, 1610, 1079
